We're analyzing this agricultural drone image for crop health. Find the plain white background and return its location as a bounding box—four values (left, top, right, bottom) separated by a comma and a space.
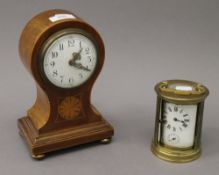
0, 0, 219, 174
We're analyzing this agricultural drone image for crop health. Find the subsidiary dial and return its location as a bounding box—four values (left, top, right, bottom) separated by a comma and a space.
167, 133, 180, 144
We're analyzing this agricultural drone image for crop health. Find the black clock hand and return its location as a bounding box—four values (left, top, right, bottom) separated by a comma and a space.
174, 117, 188, 128
173, 118, 181, 122
72, 63, 91, 71
69, 48, 83, 64
69, 48, 83, 66
69, 49, 91, 71
174, 117, 186, 123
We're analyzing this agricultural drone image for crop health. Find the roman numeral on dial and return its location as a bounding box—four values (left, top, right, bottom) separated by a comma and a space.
59, 43, 64, 51
52, 51, 58, 58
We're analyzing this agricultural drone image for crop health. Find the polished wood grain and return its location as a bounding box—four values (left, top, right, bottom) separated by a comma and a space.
18, 9, 114, 158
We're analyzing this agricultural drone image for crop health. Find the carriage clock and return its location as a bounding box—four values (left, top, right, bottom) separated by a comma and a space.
18, 9, 114, 159
151, 80, 209, 163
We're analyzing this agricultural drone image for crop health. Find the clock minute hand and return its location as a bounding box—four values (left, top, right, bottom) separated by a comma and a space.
72, 63, 91, 71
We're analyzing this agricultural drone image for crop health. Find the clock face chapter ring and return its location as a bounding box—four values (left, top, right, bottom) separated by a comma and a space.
39, 28, 99, 89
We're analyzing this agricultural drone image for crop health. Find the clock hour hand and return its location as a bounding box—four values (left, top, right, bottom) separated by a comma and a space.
173, 117, 180, 122
69, 48, 82, 63
173, 117, 184, 123
69, 49, 91, 72
174, 117, 188, 127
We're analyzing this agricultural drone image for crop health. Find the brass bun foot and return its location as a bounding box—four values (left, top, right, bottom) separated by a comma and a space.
100, 138, 111, 144
32, 154, 45, 160
151, 142, 201, 163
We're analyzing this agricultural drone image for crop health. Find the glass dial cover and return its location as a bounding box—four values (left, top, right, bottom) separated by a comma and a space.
162, 102, 197, 148
42, 31, 97, 88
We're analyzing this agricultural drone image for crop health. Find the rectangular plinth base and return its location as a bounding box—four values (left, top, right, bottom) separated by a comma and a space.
18, 117, 114, 158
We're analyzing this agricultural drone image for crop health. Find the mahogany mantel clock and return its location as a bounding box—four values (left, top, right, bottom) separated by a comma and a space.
18, 9, 114, 159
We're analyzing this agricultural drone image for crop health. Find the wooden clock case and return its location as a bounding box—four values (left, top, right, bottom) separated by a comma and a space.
18, 9, 114, 159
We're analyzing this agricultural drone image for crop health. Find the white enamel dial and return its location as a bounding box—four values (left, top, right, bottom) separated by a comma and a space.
42, 31, 97, 88
162, 102, 197, 148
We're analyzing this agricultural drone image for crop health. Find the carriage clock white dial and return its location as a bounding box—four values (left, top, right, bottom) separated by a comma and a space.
43, 31, 97, 88
162, 102, 197, 148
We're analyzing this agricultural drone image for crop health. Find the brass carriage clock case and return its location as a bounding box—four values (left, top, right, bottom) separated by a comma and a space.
18, 9, 114, 159
151, 80, 209, 163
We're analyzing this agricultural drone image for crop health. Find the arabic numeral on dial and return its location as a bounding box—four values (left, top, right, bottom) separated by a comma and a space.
85, 47, 90, 54
50, 61, 55, 67
52, 70, 58, 77
60, 75, 64, 83
88, 56, 92, 62
69, 77, 74, 83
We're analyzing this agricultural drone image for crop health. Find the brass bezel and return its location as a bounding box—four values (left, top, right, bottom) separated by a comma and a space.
39, 28, 99, 89
155, 80, 209, 104
151, 80, 209, 163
